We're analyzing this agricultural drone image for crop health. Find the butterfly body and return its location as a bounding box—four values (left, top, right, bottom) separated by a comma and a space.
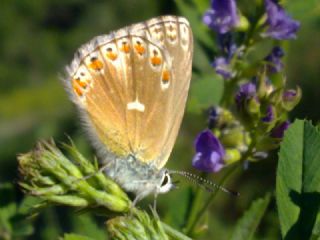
63, 16, 193, 200
105, 154, 168, 201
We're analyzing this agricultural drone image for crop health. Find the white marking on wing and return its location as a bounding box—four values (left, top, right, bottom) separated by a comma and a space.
127, 98, 145, 112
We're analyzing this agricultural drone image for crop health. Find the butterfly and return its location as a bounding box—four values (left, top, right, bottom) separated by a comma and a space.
62, 16, 193, 204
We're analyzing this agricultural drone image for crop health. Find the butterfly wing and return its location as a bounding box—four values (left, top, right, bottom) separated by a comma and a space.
63, 16, 193, 169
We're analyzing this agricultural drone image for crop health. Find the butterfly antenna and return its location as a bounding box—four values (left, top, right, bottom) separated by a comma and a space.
169, 170, 239, 197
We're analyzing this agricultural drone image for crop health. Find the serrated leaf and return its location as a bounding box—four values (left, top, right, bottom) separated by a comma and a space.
276, 119, 320, 239
230, 193, 271, 240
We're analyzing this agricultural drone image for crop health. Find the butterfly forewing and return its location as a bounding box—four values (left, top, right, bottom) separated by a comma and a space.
64, 16, 193, 169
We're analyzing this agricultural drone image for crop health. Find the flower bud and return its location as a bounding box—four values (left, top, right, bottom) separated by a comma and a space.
18, 140, 130, 212
270, 121, 290, 139
264, 46, 284, 73
212, 57, 234, 79
224, 148, 241, 164
106, 210, 169, 240
259, 105, 278, 133
220, 126, 246, 148
248, 97, 261, 114
281, 87, 301, 111
208, 107, 235, 129
234, 14, 250, 32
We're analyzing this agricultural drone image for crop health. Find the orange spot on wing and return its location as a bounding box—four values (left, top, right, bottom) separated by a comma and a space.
154, 27, 161, 33
169, 34, 176, 41
72, 79, 84, 97
151, 56, 162, 66
120, 42, 130, 53
162, 70, 170, 82
106, 51, 118, 60
89, 59, 103, 70
134, 44, 145, 55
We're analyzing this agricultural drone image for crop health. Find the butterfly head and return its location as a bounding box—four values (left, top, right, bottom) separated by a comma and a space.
158, 169, 174, 194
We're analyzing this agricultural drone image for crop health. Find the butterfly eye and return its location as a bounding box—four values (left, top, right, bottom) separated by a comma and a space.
159, 172, 173, 194
161, 174, 169, 187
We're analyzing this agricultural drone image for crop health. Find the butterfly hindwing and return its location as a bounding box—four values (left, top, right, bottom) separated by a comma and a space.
64, 16, 193, 169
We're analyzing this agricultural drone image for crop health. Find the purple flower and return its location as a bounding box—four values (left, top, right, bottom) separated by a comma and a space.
263, 0, 300, 40
192, 130, 225, 172
212, 57, 233, 79
235, 82, 257, 108
270, 121, 290, 138
261, 105, 275, 123
265, 46, 284, 73
203, 0, 239, 34
212, 34, 238, 79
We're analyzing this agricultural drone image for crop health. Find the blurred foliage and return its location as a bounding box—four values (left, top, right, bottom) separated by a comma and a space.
1, 0, 320, 239
0, 183, 37, 239
230, 193, 271, 240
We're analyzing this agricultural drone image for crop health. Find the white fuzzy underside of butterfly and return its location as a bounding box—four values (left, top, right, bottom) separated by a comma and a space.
62, 15, 193, 204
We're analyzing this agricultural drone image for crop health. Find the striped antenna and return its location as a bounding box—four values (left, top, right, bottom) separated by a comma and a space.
169, 170, 239, 196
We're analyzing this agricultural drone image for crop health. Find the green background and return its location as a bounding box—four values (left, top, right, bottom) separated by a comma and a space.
1, 0, 320, 239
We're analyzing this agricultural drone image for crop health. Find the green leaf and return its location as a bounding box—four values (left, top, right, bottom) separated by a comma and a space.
71, 214, 106, 240
0, 183, 35, 238
230, 193, 271, 240
276, 119, 320, 239
187, 73, 224, 114
62, 233, 95, 240
311, 212, 320, 240
284, 0, 320, 23
175, 0, 216, 49
193, 40, 214, 74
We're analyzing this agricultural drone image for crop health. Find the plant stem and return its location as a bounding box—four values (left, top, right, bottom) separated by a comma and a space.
182, 182, 205, 234
220, 78, 238, 107
184, 163, 239, 235
162, 222, 192, 240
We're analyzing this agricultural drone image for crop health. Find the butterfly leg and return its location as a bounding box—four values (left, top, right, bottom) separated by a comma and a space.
149, 191, 159, 218
127, 193, 145, 217
149, 203, 160, 220
72, 161, 112, 184
132, 193, 144, 207
153, 191, 158, 211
